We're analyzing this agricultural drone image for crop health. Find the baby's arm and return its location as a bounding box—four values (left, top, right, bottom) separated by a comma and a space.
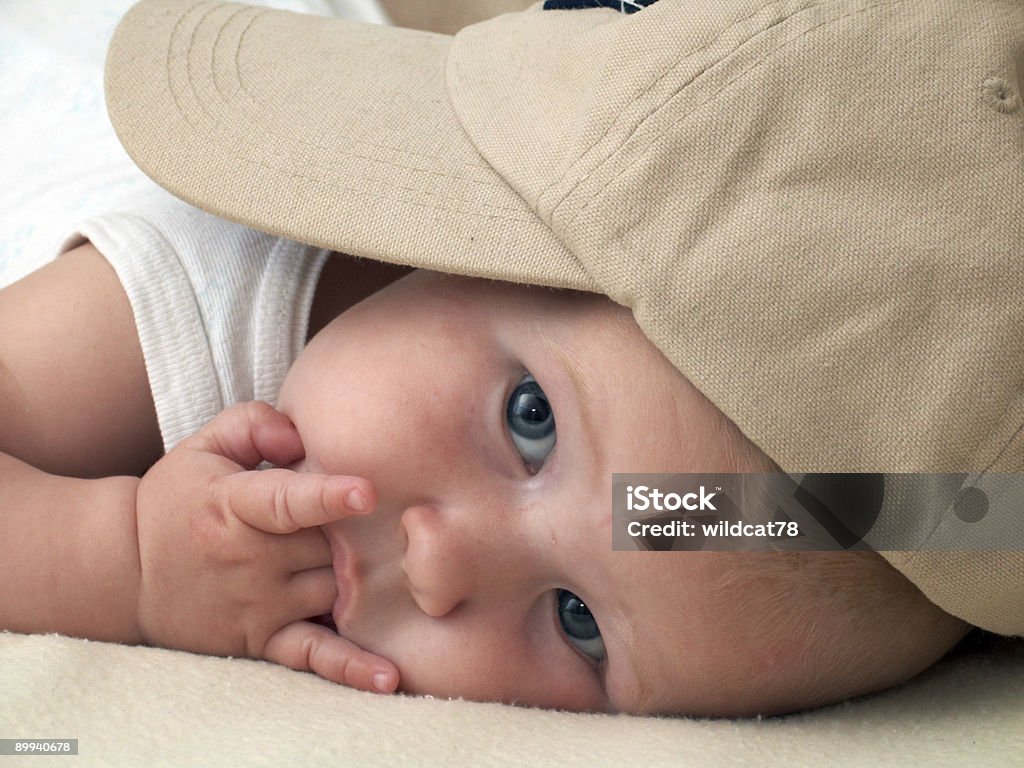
0, 244, 397, 692
0, 451, 142, 642
0, 243, 163, 478
0, 243, 160, 640
0, 403, 398, 691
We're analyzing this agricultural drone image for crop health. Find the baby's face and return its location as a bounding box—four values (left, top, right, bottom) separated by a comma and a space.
277, 272, 861, 715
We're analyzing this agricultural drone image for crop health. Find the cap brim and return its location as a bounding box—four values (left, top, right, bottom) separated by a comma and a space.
105, 0, 595, 291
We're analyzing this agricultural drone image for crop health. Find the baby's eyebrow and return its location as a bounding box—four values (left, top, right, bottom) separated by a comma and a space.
534, 327, 603, 471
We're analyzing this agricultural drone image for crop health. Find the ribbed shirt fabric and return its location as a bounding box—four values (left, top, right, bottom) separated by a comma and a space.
65, 200, 329, 451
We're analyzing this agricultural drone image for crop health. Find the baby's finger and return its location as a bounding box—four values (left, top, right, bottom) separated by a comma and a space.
277, 528, 334, 572
188, 401, 305, 470
286, 567, 340, 620
264, 622, 399, 694
216, 469, 375, 533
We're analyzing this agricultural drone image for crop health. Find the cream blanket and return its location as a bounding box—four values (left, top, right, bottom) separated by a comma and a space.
2, 632, 1021, 766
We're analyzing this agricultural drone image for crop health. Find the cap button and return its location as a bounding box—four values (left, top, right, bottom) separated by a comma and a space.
981, 77, 1021, 114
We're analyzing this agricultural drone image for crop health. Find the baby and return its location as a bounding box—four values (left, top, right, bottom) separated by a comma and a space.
3, 0, 1020, 720
0, 237, 969, 717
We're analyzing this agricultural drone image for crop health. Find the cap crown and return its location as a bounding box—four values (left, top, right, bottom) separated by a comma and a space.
450, 0, 1024, 473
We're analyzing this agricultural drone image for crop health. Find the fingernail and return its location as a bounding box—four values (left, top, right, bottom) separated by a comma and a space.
373, 672, 393, 693
346, 488, 368, 513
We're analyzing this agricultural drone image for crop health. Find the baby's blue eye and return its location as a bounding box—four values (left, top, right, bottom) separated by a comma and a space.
505, 373, 556, 474
556, 589, 605, 663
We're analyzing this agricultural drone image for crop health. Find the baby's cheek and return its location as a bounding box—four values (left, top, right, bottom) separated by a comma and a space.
749, 621, 812, 675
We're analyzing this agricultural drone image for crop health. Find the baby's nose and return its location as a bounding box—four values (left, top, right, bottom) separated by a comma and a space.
400, 504, 480, 618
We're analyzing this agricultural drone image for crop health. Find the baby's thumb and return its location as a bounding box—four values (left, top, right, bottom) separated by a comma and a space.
186, 401, 305, 470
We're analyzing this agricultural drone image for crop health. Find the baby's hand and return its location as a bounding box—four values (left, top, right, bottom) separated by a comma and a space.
134, 401, 398, 694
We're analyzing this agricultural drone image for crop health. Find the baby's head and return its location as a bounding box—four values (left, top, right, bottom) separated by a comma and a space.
278, 270, 968, 716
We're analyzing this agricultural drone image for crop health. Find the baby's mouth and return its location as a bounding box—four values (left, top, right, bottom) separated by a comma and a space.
323, 524, 360, 629
312, 613, 338, 632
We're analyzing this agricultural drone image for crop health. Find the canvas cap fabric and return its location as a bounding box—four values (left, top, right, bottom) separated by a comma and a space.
105, 0, 1024, 633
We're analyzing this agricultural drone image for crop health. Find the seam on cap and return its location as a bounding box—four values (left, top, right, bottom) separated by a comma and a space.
165, 1, 535, 223
971, 388, 1024, 476
565, 0, 905, 309
538, 0, 817, 213
229, 6, 513, 191
556, 0, 905, 244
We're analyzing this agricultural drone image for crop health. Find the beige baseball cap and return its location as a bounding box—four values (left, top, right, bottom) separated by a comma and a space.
105, 0, 1023, 632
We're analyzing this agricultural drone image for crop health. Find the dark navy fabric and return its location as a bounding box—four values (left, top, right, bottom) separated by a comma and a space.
542, 0, 658, 13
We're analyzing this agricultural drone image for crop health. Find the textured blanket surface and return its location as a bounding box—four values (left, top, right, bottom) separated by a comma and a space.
2, 632, 1022, 767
